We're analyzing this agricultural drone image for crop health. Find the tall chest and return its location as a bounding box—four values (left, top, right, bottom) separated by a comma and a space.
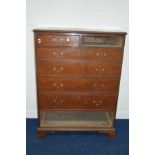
34, 29, 126, 139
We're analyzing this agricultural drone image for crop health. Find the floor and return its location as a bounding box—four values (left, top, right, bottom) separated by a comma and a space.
26, 119, 129, 155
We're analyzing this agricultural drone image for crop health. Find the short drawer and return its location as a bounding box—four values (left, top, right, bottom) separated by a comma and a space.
80, 35, 123, 47
37, 61, 121, 77
38, 78, 120, 94
36, 35, 79, 47
38, 93, 118, 110
36, 47, 123, 63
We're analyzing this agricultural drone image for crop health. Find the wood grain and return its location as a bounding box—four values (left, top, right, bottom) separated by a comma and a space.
36, 47, 123, 63
36, 34, 79, 47
37, 61, 122, 77
37, 77, 120, 94
38, 93, 118, 110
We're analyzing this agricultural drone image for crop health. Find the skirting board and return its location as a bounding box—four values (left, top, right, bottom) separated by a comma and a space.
26, 109, 129, 119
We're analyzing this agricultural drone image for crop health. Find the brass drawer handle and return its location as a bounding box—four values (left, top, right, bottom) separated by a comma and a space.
52, 99, 64, 104
95, 103, 101, 106
37, 38, 42, 44
53, 52, 56, 55
100, 84, 104, 87
60, 38, 64, 42
53, 83, 57, 86
60, 83, 63, 87
92, 100, 96, 103
104, 53, 106, 56
95, 100, 103, 106
94, 84, 104, 87
95, 68, 104, 72
99, 100, 103, 104
53, 83, 63, 87
92, 100, 105, 105
96, 53, 100, 56
60, 52, 64, 56
52, 99, 56, 103
52, 38, 56, 42
92, 100, 102, 106
66, 38, 70, 42
53, 67, 56, 71
60, 67, 64, 71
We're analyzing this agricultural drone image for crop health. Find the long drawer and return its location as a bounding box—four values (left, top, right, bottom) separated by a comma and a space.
38, 78, 120, 94
36, 47, 123, 63
38, 93, 118, 110
37, 61, 122, 77
36, 35, 79, 47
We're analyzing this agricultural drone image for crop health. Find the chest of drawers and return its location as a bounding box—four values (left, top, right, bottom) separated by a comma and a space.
33, 29, 126, 139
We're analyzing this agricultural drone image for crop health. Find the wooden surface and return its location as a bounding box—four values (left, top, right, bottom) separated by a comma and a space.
38, 93, 118, 110
36, 47, 123, 63
33, 27, 127, 35
34, 29, 126, 138
37, 77, 120, 93
37, 61, 122, 77
36, 34, 79, 47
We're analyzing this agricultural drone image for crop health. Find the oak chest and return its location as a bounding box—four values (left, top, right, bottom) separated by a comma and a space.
33, 28, 126, 139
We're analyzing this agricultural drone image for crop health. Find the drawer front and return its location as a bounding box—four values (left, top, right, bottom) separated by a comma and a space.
38, 78, 120, 94
36, 35, 79, 47
36, 47, 123, 63
80, 35, 123, 47
37, 61, 121, 77
38, 93, 117, 110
